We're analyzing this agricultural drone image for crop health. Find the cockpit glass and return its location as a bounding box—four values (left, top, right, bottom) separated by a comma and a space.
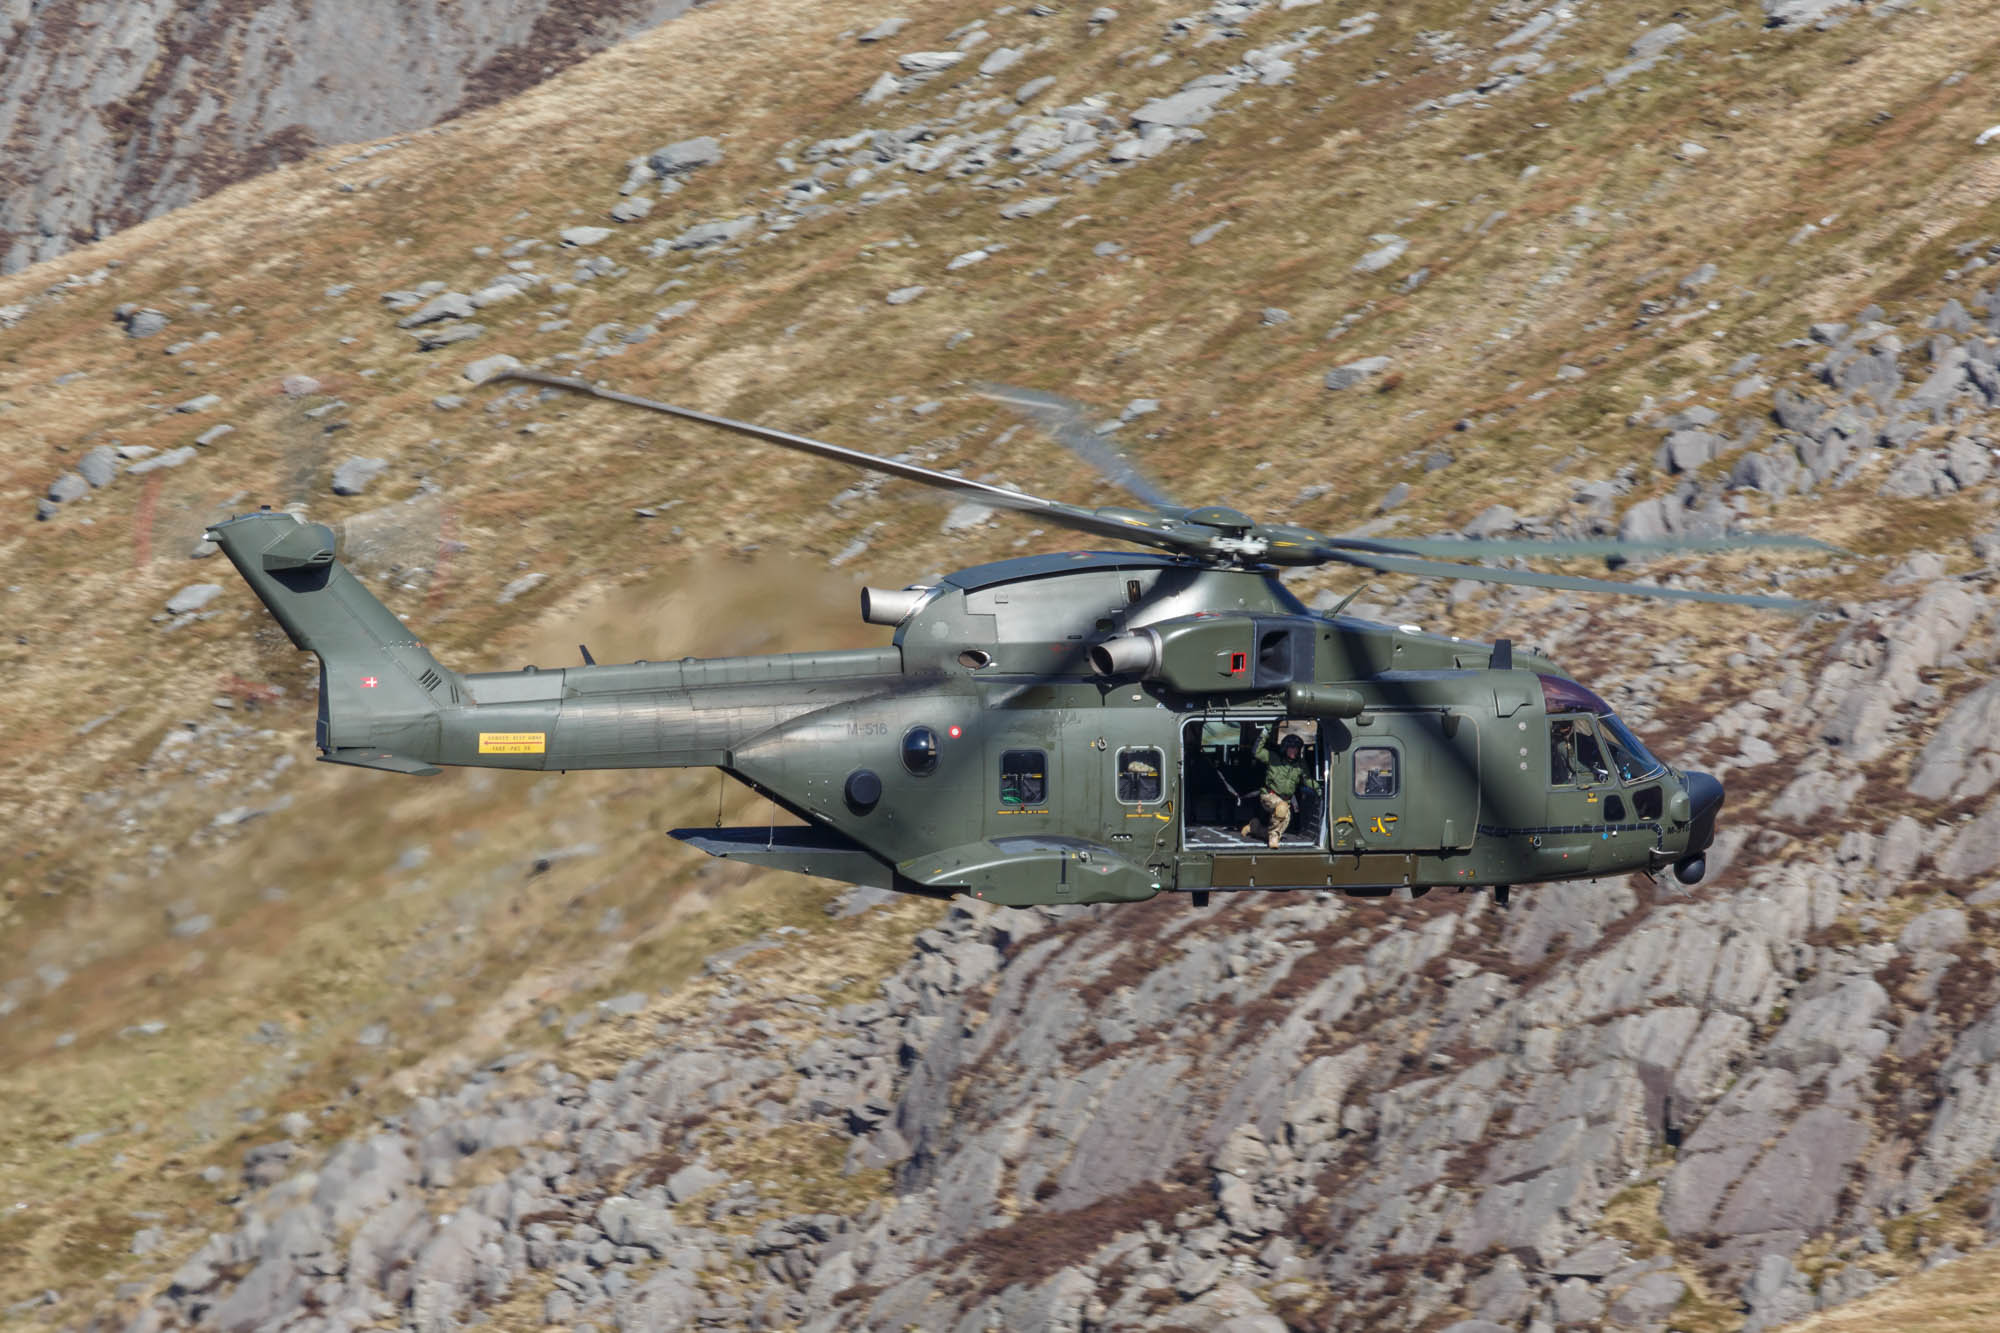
1600, 714, 1665, 782
1572, 717, 1609, 783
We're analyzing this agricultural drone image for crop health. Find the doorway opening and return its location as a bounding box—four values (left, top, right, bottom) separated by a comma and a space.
1180, 717, 1325, 850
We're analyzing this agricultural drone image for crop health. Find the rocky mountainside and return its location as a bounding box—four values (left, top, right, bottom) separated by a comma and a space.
8, 0, 2000, 1330
0, 0, 704, 274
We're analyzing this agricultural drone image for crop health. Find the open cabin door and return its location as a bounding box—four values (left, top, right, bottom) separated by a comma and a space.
1178, 716, 1328, 851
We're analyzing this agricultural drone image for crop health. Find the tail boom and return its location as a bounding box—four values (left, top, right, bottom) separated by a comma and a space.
210, 510, 905, 777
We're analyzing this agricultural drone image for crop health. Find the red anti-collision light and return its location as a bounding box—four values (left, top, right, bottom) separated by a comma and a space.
948, 725, 962, 739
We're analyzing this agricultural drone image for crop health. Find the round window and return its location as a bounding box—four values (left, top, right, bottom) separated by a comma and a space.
901, 725, 940, 776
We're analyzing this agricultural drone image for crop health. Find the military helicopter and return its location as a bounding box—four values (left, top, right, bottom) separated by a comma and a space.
206, 369, 1825, 909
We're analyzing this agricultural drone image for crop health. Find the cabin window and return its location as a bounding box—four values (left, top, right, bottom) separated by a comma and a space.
902, 726, 941, 776
1604, 795, 1627, 822
1354, 748, 1397, 798
1116, 747, 1164, 804
999, 749, 1048, 805
1634, 785, 1664, 820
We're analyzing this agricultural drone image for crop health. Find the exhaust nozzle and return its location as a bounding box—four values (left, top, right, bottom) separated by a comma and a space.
1089, 631, 1161, 678
861, 586, 929, 626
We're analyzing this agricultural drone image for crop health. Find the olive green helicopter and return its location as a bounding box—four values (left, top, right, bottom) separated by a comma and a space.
207, 370, 1826, 910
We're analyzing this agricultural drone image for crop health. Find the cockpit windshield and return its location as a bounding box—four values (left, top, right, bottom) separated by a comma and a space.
1599, 713, 1665, 782
1540, 674, 1667, 784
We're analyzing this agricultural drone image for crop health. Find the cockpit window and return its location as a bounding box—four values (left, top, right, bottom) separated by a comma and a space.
1600, 714, 1665, 782
1549, 715, 1610, 787
1539, 673, 1612, 715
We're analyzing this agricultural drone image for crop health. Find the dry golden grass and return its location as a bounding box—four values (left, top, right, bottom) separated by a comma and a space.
5, 0, 2000, 1321
1785, 1247, 2000, 1332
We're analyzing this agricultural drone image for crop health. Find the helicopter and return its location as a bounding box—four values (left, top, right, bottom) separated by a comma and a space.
205, 369, 1826, 909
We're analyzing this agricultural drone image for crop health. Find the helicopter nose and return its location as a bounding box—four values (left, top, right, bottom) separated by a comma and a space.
1684, 770, 1724, 852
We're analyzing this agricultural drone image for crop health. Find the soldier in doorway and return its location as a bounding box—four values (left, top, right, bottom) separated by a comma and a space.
1241, 725, 1319, 848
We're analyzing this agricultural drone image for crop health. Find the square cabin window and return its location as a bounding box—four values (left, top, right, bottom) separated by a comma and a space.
1354, 748, 1398, 798
1000, 750, 1048, 806
1117, 747, 1164, 803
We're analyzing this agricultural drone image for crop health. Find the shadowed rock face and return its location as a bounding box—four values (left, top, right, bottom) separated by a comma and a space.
0, 0, 701, 273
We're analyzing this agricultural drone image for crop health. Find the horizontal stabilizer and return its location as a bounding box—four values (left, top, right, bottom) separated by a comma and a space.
319, 748, 442, 776
672, 825, 896, 889
901, 836, 1160, 906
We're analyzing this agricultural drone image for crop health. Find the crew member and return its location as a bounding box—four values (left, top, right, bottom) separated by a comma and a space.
1550, 719, 1577, 786
1241, 725, 1318, 848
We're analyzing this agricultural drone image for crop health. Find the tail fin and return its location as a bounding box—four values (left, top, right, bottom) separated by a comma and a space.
208, 510, 452, 765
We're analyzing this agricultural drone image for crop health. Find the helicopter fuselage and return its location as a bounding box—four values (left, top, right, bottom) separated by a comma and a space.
211, 511, 1721, 909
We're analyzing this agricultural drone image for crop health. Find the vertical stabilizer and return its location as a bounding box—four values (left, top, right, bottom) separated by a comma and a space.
208, 510, 451, 765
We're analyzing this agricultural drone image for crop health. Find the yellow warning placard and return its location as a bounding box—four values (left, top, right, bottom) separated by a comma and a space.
479, 732, 546, 755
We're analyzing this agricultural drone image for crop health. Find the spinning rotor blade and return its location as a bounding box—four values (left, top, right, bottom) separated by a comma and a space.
1321, 546, 1819, 612
972, 382, 1180, 509
1314, 532, 1838, 560
500, 370, 1216, 556
500, 370, 1826, 610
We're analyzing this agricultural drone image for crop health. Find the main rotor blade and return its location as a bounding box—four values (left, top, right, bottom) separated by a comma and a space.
1324, 547, 1821, 612
973, 381, 1180, 510
501, 369, 1211, 555
1317, 532, 1839, 560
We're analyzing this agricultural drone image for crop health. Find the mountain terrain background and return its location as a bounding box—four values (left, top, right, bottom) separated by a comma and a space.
0, 0, 706, 274
6, 0, 2000, 1330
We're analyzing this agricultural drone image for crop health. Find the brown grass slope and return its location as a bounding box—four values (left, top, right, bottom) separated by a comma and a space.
3, 0, 2000, 1322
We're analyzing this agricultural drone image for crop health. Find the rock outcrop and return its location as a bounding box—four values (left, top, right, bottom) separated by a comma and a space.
0, 0, 703, 273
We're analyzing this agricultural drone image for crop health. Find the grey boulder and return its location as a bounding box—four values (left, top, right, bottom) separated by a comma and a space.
77, 446, 119, 488
1763, 0, 1855, 25
395, 292, 474, 328
649, 136, 723, 176
117, 306, 169, 337
666, 216, 756, 250
166, 583, 224, 615
332, 458, 389, 496
1325, 356, 1392, 390
1611, 1271, 1686, 1325
1132, 83, 1233, 130
463, 354, 522, 384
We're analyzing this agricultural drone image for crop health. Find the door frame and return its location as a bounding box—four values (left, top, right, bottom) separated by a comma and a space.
1177, 712, 1329, 853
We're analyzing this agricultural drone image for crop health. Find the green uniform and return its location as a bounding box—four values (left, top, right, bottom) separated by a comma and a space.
1253, 734, 1318, 798
1242, 729, 1319, 847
